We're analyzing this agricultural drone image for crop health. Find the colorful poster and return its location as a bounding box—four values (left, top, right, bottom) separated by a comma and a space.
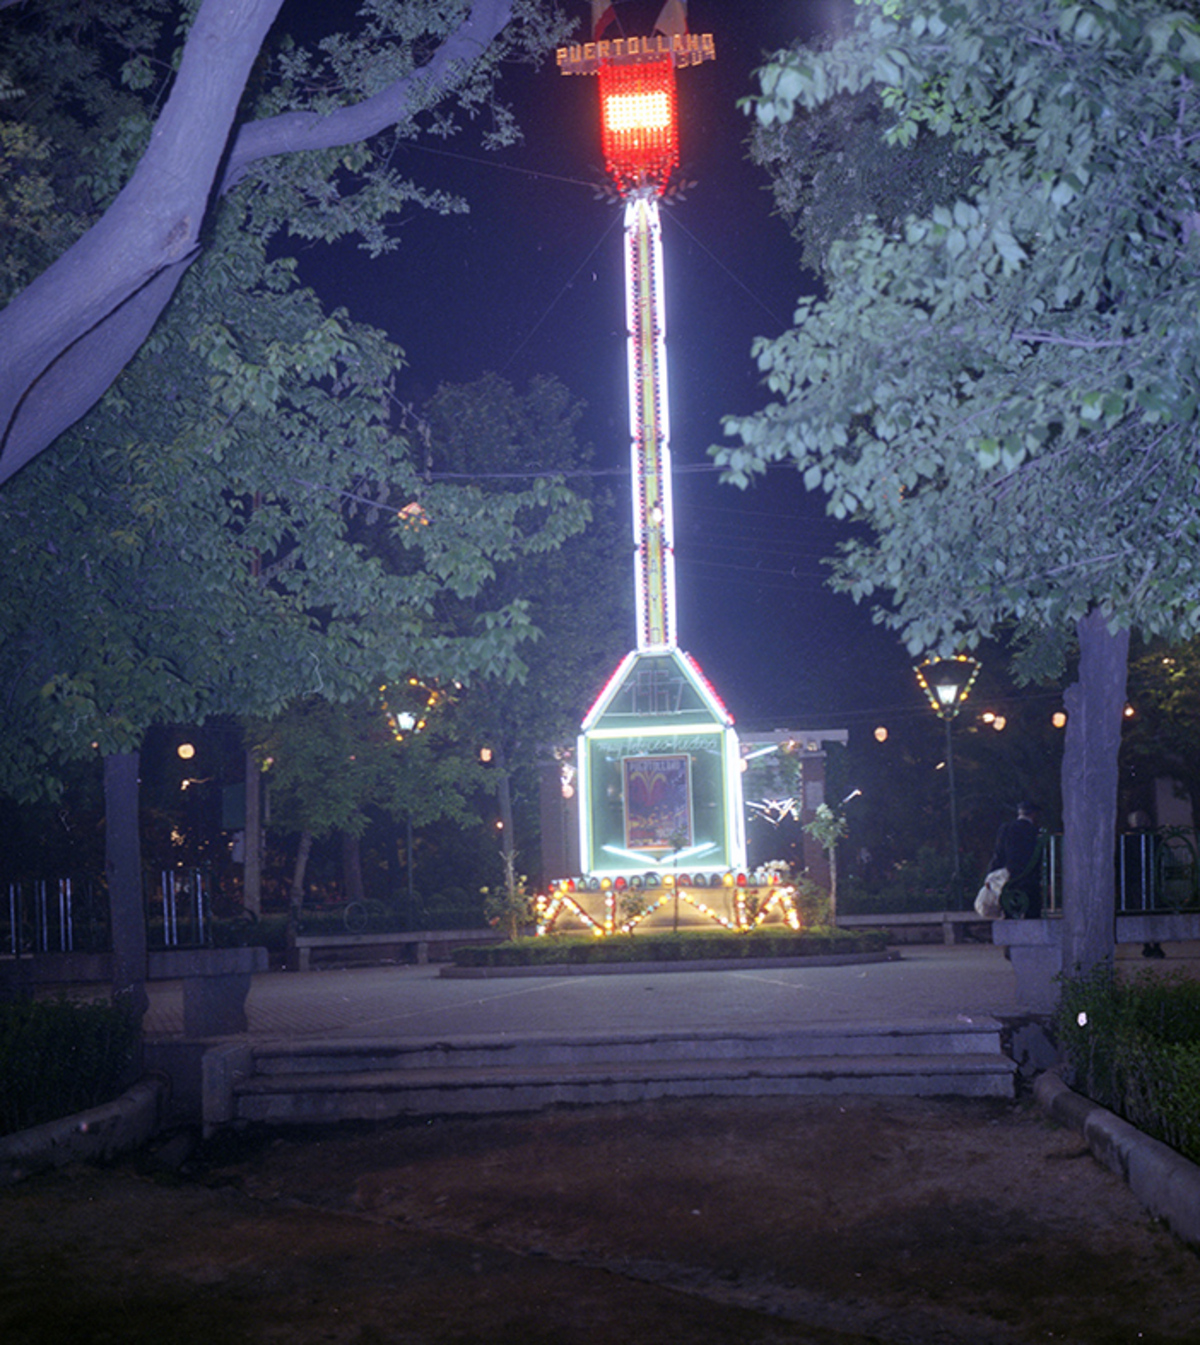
624, 754, 691, 852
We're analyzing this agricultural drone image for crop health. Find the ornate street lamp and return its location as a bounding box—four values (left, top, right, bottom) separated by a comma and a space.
914, 654, 981, 885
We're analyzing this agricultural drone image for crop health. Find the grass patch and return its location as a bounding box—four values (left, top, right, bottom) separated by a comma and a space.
450, 926, 888, 968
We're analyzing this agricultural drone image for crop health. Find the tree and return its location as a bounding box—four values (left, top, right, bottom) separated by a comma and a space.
0, 203, 588, 1013
421, 373, 631, 889
247, 691, 486, 936
0, 0, 570, 485
715, 0, 1200, 976
1124, 638, 1200, 827
751, 67, 975, 281
803, 801, 848, 925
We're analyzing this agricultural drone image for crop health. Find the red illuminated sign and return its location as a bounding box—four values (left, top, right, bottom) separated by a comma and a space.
599, 57, 678, 195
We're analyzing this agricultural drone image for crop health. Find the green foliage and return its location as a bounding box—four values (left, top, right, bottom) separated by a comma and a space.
1123, 637, 1200, 825
0, 218, 590, 803
481, 873, 536, 942
718, 0, 1200, 671
842, 845, 964, 914
0, 996, 140, 1136
450, 927, 889, 967
418, 372, 631, 878
1054, 967, 1200, 1165
803, 802, 848, 853
790, 872, 832, 928
751, 80, 976, 279
0, 3, 165, 303
248, 695, 487, 843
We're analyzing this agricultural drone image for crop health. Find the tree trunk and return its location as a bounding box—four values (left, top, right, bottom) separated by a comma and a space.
828, 845, 838, 929
494, 745, 517, 893
104, 751, 148, 1037
1060, 610, 1130, 978
342, 831, 365, 906
286, 829, 313, 961
243, 748, 262, 917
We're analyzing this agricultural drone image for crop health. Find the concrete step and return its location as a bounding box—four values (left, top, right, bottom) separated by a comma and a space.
233, 1051, 1015, 1124
247, 1019, 1005, 1076
224, 1021, 1015, 1125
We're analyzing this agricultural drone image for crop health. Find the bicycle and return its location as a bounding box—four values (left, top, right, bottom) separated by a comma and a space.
341, 898, 388, 933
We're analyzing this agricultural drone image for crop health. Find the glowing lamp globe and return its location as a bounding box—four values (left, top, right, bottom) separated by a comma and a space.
914, 654, 981, 721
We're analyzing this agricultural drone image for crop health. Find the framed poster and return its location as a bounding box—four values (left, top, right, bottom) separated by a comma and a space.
623, 754, 692, 852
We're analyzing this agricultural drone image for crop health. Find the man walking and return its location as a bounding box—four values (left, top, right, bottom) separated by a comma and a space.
989, 802, 1044, 918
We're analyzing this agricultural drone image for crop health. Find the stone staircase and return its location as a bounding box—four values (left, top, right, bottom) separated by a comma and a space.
202, 1019, 1016, 1132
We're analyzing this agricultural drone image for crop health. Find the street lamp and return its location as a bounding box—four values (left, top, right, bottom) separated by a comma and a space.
914, 654, 981, 886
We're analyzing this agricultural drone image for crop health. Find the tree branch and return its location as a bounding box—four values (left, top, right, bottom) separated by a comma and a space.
221, 0, 514, 195
0, 0, 285, 486
0, 0, 516, 489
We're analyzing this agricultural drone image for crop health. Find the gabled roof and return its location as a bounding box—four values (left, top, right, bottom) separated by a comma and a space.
582, 648, 734, 733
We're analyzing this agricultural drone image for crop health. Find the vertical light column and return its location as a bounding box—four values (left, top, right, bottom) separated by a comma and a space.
625, 194, 676, 651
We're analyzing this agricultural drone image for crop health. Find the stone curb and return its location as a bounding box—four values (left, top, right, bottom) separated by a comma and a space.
1035, 1069, 1200, 1247
0, 1078, 167, 1187
439, 950, 898, 979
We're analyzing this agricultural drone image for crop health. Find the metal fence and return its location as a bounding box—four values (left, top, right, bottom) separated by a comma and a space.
3, 867, 219, 956
148, 867, 214, 948
4, 876, 111, 955
1041, 827, 1200, 915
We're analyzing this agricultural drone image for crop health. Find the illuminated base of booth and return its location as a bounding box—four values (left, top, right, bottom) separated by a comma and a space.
537, 879, 800, 937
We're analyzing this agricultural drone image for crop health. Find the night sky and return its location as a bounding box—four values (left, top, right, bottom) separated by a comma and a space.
295, 0, 920, 738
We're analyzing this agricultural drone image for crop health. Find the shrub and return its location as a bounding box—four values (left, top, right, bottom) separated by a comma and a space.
1053, 968, 1200, 1165
0, 996, 140, 1137
841, 845, 971, 914
791, 874, 831, 927
450, 928, 887, 968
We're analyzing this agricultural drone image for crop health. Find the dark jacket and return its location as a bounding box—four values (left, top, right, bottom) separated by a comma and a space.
990, 816, 1042, 915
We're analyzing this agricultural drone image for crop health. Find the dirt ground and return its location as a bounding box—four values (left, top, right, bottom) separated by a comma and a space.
3, 1092, 1200, 1344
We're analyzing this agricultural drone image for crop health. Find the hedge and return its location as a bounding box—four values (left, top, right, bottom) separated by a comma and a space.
450, 927, 888, 968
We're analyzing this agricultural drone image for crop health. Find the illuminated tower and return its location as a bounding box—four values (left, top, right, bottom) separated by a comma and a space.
552, 5, 748, 924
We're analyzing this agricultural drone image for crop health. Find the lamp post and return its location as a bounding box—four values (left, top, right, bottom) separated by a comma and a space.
914, 655, 981, 887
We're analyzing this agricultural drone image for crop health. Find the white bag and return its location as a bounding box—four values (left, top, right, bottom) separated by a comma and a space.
974, 867, 1009, 919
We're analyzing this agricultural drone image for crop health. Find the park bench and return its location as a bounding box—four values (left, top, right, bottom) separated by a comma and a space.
836, 911, 990, 945
290, 927, 503, 971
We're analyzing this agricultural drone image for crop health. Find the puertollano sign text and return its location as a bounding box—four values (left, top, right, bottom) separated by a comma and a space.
557, 33, 715, 75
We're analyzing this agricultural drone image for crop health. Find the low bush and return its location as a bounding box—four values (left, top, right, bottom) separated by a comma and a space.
450, 927, 888, 968
1053, 968, 1200, 1166
0, 996, 140, 1137
841, 846, 974, 915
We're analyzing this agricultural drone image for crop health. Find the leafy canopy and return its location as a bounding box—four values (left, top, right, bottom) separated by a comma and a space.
0, 211, 589, 802
716, 0, 1200, 674
0, 0, 573, 482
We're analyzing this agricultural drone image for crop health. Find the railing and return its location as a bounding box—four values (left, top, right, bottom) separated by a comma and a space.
1041, 828, 1200, 916
147, 867, 214, 948
4, 877, 111, 955
3, 868, 222, 956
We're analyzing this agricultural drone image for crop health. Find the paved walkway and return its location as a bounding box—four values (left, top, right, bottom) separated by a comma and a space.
144, 944, 1026, 1042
